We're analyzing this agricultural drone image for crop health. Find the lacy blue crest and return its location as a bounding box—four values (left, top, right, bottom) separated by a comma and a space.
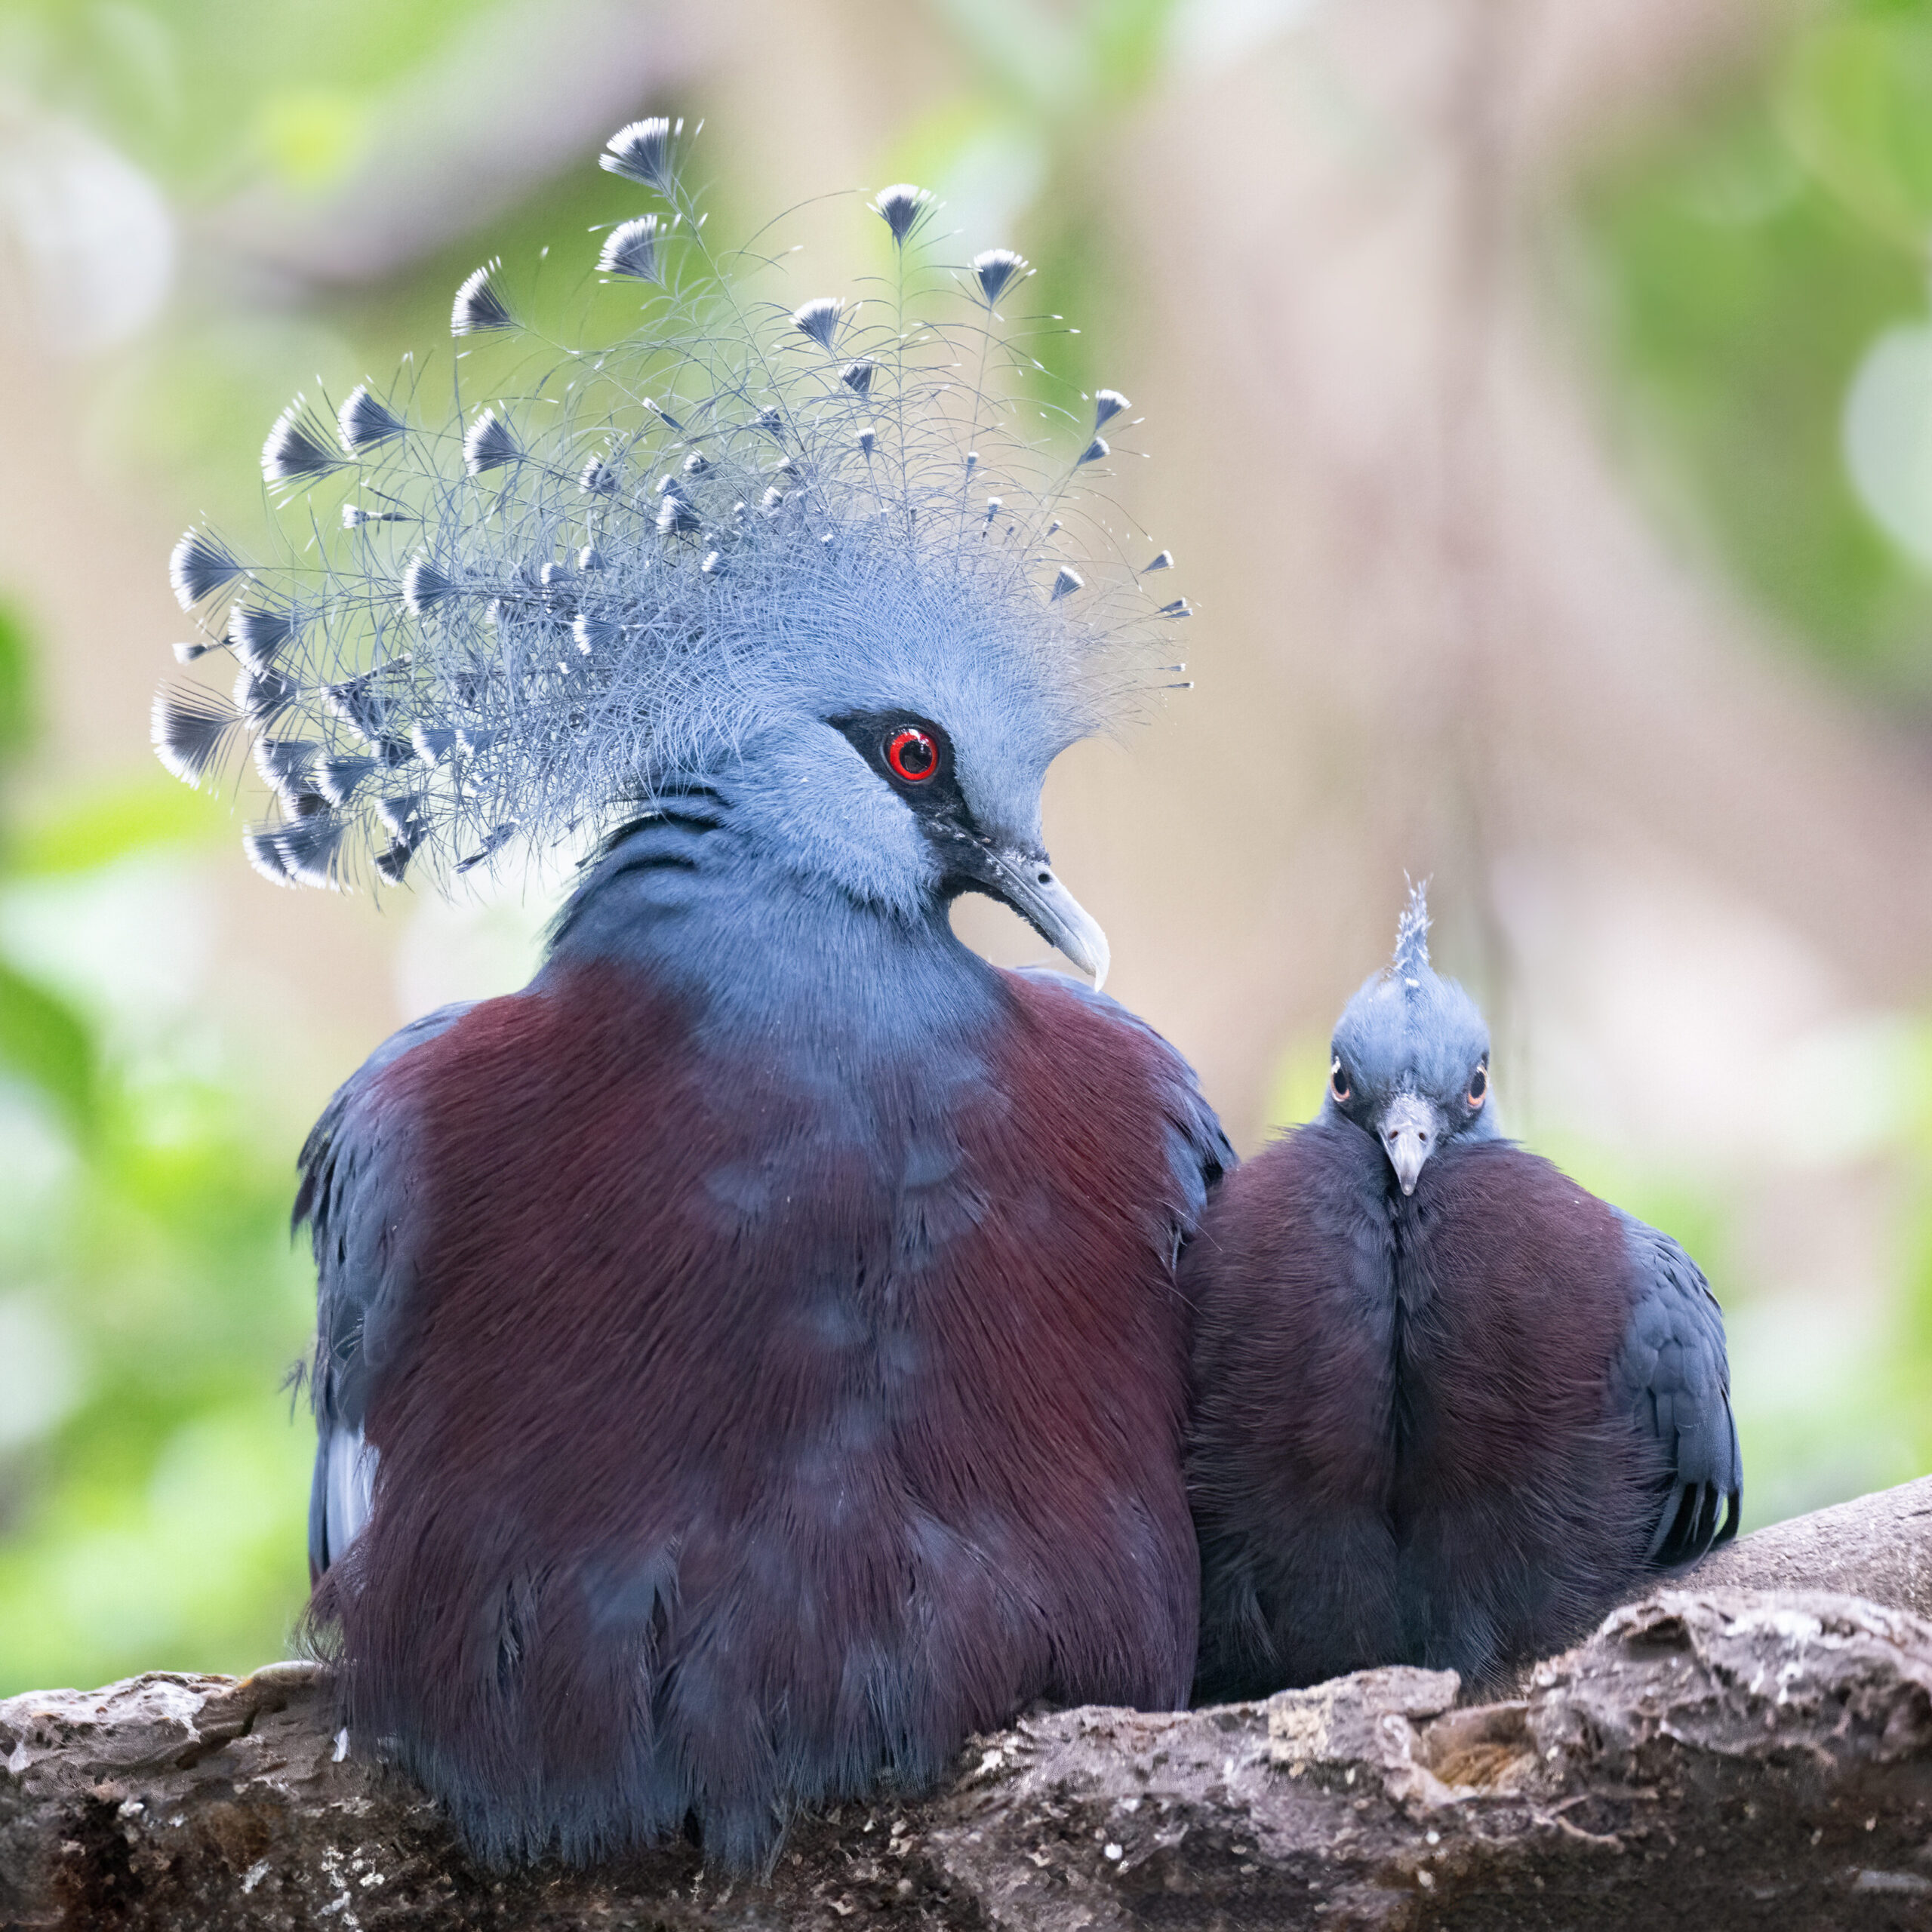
155, 119, 1189, 893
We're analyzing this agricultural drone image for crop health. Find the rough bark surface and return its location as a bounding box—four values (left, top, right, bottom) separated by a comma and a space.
1690, 1477, 1932, 1623
11, 1484, 1932, 1930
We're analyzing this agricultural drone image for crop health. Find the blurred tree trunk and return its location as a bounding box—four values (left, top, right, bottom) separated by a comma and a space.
1053, 0, 1931, 1140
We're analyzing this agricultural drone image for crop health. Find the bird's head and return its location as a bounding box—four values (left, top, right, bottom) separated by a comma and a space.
715, 568, 1108, 982
1323, 883, 1494, 1195
149, 119, 1185, 994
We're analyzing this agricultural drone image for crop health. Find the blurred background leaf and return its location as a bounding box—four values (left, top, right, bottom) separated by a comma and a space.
1574, 93, 1932, 692
0, 603, 36, 761
1780, 7, 1932, 248
0, 959, 94, 1140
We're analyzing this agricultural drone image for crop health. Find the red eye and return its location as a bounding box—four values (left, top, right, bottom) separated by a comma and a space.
885, 727, 939, 783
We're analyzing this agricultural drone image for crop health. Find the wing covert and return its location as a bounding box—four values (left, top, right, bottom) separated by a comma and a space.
297, 1001, 471, 1579
1011, 964, 1235, 1250
1610, 1209, 1743, 1567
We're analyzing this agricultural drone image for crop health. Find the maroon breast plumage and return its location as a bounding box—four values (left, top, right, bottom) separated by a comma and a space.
312, 958, 1212, 1866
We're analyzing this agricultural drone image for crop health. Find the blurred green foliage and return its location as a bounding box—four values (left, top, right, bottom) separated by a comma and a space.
915, 0, 1187, 403
1567, 0, 1932, 1520
1574, 0, 1932, 697
2, 0, 475, 193
0, 595, 312, 1697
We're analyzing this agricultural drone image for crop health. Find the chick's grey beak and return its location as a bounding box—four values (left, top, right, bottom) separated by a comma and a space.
1378, 1092, 1439, 1197
988, 851, 1111, 991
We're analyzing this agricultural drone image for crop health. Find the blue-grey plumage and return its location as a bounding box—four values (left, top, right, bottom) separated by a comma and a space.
1186, 883, 1740, 1701
1325, 886, 1502, 1195
1611, 1211, 1743, 1563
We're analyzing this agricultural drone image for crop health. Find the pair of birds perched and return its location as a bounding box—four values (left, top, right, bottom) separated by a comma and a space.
154, 117, 1739, 1868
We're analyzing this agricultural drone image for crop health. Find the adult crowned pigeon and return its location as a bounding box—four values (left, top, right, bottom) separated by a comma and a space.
153, 121, 1229, 1866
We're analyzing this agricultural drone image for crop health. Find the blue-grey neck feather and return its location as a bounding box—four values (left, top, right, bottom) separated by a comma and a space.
152, 118, 1189, 898
543, 802, 1008, 1068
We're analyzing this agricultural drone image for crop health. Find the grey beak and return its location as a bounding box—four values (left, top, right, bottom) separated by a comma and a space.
988, 851, 1111, 991
1378, 1092, 1438, 1196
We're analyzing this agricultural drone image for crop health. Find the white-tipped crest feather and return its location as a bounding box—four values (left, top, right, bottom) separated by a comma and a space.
601, 117, 681, 192
598, 216, 663, 283
451, 262, 515, 336
338, 384, 405, 453
872, 184, 933, 247
263, 398, 344, 485
971, 249, 1029, 306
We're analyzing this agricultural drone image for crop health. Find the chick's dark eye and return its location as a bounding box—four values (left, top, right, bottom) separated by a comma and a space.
1329, 1054, 1350, 1104
885, 727, 938, 783
1468, 1064, 1488, 1106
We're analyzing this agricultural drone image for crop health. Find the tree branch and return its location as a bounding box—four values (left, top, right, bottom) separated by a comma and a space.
8, 1479, 1932, 1927
1688, 1475, 1932, 1620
